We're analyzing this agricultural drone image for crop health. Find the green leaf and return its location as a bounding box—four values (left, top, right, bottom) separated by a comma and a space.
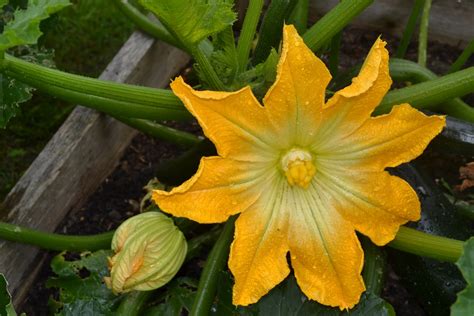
0, 274, 16, 316
0, 0, 71, 51
255, 276, 394, 316
0, 1, 7, 9
0, 73, 33, 128
452, 237, 474, 315
139, 0, 236, 48
46, 250, 121, 316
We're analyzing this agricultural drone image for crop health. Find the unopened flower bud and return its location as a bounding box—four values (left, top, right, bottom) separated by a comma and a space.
104, 212, 187, 294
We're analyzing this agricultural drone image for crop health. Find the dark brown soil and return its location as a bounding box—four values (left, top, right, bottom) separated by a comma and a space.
20, 26, 473, 315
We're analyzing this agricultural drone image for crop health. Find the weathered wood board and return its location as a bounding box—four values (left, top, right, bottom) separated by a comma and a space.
0, 31, 190, 306
309, 0, 474, 46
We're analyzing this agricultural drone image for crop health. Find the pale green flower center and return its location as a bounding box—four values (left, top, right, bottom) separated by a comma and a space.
281, 149, 316, 189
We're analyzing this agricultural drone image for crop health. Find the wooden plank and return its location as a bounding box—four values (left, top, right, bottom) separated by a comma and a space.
0, 31, 190, 305
309, 0, 474, 46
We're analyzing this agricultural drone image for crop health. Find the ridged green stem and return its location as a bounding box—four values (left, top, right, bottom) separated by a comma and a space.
237, 0, 264, 72
418, 0, 431, 67
192, 46, 226, 90
0, 54, 191, 120
118, 117, 200, 147
389, 58, 474, 122
448, 40, 474, 74
0, 221, 113, 251
111, 0, 184, 50
303, 0, 373, 52
395, 0, 424, 59
1, 54, 182, 108
288, 0, 309, 33
376, 67, 474, 115
190, 217, 236, 316
389, 226, 463, 262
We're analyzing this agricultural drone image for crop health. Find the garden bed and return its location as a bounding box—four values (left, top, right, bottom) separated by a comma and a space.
15, 24, 474, 314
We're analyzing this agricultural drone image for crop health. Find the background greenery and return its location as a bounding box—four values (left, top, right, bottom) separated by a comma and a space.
0, 0, 134, 199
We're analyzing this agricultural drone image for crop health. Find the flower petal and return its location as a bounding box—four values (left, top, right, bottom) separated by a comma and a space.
317, 104, 445, 170
153, 157, 267, 223
171, 77, 275, 162
263, 24, 331, 148
315, 38, 391, 147
289, 185, 365, 309
230, 177, 290, 306
315, 167, 420, 245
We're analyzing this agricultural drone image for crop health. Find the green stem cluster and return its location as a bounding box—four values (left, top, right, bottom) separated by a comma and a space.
396, 0, 425, 59
237, 0, 264, 72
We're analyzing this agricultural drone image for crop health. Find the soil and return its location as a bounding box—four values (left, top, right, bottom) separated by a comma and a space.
19, 26, 473, 315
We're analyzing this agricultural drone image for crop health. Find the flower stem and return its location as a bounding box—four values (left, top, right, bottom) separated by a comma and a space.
116, 291, 153, 316
389, 226, 463, 262
395, 0, 425, 59
418, 0, 431, 67
448, 40, 474, 74
111, 0, 184, 50
237, 0, 264, 72
389, 58, 474, 122
190, 217, 236, 316
0, 221, 113, 251
303, 0, 373, 52
376, 67, 474, 115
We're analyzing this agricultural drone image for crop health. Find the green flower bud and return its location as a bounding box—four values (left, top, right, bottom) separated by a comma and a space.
104, 212, 187, 294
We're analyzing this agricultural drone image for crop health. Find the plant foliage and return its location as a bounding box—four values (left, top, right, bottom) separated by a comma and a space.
0, 274, 17, 316
452, 237, 474, 315
139, 0, 235, 48
46, 250, 121, 316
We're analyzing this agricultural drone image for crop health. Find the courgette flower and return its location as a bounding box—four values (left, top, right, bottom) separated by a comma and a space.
105, 212, 187, 294
153, 25, 445, 309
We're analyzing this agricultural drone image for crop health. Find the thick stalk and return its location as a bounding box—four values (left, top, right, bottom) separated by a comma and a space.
4, 78, 190, 121
190, 217, 236, 316
111, 0, 184, 50
395, 0, 424, 59
303, 0, 373, 52
389, 58, 474, 122
389, 226, 463, 262
448, 40, 474, 74
0, 221, 113, 251
118, 117, 201, 148
0, 54, 182, 109
236, 0, 264, 72
288, 0, 309, 33
375, 67, 474, 115
418, 0, 431, 67
1, 55, 191, 121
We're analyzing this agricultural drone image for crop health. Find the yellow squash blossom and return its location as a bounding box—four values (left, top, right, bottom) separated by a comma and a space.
153, 25, 445, 309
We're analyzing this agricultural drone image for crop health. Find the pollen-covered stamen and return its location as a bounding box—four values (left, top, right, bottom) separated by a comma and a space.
281, 149, 316, 189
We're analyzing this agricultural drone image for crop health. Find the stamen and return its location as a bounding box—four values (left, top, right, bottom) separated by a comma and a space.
281, 149, 316, 189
